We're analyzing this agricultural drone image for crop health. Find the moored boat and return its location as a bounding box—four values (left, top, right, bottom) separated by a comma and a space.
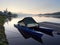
14, 24, 43, 38
17, 17, 53, 36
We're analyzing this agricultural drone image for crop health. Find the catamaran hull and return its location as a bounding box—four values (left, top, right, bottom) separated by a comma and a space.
14, 24, 43, 38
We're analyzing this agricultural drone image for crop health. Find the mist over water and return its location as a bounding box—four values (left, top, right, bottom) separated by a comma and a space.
4, 14, 60, 45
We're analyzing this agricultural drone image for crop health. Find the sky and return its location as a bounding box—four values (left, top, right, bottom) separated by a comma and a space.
0, 0, 60, 14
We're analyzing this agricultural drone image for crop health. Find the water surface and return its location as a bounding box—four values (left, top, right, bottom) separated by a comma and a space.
4, 15, 60, 45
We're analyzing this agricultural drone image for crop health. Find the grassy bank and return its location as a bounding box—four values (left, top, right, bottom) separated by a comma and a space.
0, 15, 8, 45
0, 16, 6, 26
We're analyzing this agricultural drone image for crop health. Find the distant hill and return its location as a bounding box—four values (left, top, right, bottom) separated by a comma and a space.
39, 12, 60, 15
38, 12, 60, 18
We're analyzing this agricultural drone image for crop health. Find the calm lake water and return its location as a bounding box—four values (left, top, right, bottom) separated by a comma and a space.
4, 15, 60, 45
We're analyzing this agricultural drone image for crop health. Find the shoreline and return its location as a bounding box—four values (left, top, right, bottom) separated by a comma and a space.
0, 15, 8, 45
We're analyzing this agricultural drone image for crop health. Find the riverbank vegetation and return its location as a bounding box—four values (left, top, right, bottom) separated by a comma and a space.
0, 9, 17, 18
0, 16, 6, 25
0, 9, 18, 45
0, 15, 8, 45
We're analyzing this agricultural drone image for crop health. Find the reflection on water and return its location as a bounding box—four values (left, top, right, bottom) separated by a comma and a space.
14, 26, 43, 43
33, 16, 60, 23
4, 15, 60, 45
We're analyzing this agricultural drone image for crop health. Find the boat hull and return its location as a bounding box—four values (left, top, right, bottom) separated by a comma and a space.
29, 27, 53, 36
14, 24, 43, 38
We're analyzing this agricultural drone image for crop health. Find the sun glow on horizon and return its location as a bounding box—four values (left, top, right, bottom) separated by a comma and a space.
0, 0, 60, 14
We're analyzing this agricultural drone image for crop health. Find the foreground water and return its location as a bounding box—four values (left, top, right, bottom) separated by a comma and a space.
4, 15, 60, 45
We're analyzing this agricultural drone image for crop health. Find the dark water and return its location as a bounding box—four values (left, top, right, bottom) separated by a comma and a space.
4, 15, 60, 45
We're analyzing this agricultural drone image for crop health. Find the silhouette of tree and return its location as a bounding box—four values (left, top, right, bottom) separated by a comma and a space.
8, 12, 12, 15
